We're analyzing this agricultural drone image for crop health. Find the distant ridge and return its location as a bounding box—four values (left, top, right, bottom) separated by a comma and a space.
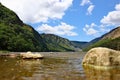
71, 41, 88, 49
40, 34, 75, 51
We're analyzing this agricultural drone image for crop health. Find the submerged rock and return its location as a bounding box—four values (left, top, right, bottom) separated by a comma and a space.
82, 47, 120, 68
20, 51, 43, 59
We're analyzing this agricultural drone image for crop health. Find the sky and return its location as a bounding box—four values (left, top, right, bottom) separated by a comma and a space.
0, 0, 120, 42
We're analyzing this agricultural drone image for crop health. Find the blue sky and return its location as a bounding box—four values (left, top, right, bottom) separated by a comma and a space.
0, 0, 120, 41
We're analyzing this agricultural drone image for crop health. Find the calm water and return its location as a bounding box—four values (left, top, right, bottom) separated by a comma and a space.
0, 52, 120, 80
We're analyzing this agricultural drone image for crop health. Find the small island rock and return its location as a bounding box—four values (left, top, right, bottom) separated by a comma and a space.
20, 51, 43, 59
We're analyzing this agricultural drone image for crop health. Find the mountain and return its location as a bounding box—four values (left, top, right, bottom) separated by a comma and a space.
0, 3, 49, 52
84, 27, 120, 51
41, 34, 75, 51
71, 41, 88, 49
101, 27, 120, 40
0, 3, 75, 52
82, 37, 101, 48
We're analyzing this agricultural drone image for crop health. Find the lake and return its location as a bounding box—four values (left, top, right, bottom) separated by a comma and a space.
0, 52, 120, 80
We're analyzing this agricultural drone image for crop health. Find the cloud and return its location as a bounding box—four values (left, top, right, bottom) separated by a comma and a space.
0, 0, 73, 23
83, 23, 99, 36
83, 4, 120, 37
87, 5, 95, 15
80, 0, 91, 6
101, 4, 120, 26
115, 4, 120, 10
99, 25, 110, 32
80, 0, 94, 15
36, 22, 78, 36
83, 23, 111, 37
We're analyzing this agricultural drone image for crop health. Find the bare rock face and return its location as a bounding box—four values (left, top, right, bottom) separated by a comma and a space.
82, 47, 120, 67
101, 27, 120, 40
20, 51, 43, 59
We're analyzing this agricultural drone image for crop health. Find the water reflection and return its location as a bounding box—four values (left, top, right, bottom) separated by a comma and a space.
83, 66, 120, 80
1, 54, 120, 80
0, 57, 25, 80
0, 56, 85, 80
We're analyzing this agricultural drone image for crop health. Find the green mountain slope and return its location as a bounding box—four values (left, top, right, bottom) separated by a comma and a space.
84, 27, 120, 51
0, 3, 75, 52
0, 3, 48, 52
41, 34, 75, 52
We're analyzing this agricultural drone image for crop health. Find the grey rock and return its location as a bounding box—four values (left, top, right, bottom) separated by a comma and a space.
82, 47, 120, 68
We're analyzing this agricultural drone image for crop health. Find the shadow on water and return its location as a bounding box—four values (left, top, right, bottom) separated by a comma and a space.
83, 66, 120, 80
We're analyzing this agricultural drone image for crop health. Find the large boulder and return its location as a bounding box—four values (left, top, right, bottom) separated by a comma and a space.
82, 47, 120, 68
20, 51, 43, 59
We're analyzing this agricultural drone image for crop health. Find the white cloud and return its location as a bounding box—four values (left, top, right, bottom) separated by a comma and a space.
115, 4, 120, 10
83, 23, 112, 37
101, 4, 120, 26
80, 0, 94, 15
87, 5, 95, 15
0, 0, 73, 23
80, 0, 91, 6
99, 25, 110, 32
83, 4, 120, 37
83, 23, 99, 36
36, 22, 78, 36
